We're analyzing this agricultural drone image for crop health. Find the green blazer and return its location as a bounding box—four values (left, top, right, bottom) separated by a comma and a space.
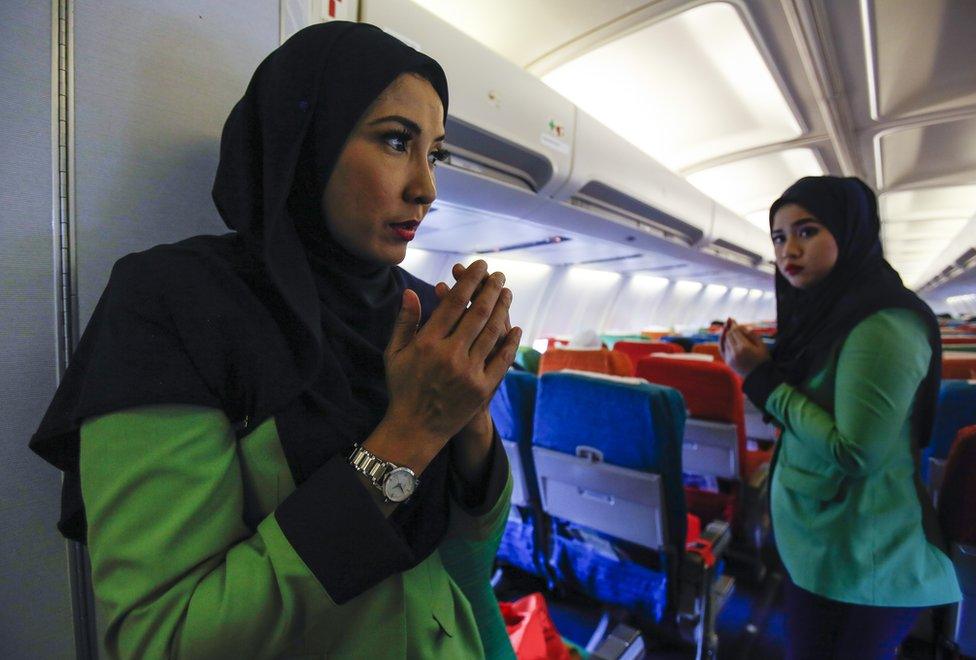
766, 308, 961, 606
79, 405, 515, 659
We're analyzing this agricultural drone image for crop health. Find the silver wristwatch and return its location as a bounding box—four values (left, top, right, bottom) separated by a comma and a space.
347, 444, 419, 503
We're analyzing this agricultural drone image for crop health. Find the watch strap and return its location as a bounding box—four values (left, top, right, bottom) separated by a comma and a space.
347, 444, 391, 489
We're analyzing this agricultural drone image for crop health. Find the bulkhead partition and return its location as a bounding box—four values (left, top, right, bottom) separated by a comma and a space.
0, 3, 73, 657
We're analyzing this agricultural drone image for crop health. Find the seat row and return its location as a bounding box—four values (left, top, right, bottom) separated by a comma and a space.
491, 370, 736, 657
927, 424, 976, 657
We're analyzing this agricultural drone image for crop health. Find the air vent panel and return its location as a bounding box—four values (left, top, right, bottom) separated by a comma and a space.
572, 180, 705, 245
444, 116, 553, 193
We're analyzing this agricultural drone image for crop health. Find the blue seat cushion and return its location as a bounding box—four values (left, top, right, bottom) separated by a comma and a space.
923, 380, 976, 479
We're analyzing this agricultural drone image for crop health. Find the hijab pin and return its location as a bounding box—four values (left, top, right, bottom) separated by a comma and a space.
298, 99, 309, 111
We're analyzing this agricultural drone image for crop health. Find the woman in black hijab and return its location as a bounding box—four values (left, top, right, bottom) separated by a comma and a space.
721, 176, 960, 659
31, 22, 518, 658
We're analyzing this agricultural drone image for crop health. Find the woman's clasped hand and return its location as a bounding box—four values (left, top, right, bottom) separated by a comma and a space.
720, 318, 770, 379
382, 259, 520, 464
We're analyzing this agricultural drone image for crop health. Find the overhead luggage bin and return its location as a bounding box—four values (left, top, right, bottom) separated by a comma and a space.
539, 110, 773, 270
554, 111, 712, 247
706, 203, 775, 266
361, 0, 575, 218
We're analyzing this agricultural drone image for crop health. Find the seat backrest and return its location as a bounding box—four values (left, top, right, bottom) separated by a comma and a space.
636, 356, 747, 478
691, 343, 723, 362
661, 336, 694, 352
938, 425, 976, 544
489, 370, 538, 508
538, 347, 633, 377
942, 353, 976, 380
515, 346, 542, 374
924, 381, 976, 476
532, 371, 688, 549
613, 341, 682, 367
943, 336, 976, 345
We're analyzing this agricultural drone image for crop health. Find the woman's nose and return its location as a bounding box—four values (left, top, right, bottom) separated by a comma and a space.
782, 236, 801, 258
404, 159, 436, 206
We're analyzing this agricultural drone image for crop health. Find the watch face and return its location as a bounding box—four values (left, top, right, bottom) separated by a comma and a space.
383, 467, 417, 502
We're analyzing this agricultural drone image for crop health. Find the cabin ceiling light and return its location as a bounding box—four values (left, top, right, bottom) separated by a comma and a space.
687, 149, 824, 229
569, 266, 622, 284
675, 280, 704, 293
705, 284, 729, 295
542, 2, 800, 171
632, 274, 670, 290
462, 255, 552, 278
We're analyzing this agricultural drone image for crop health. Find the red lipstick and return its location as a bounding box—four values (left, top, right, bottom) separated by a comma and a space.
390, 220, 419, 241
784, 264, 803, 275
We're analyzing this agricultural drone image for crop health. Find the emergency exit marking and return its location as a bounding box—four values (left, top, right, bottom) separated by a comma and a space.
328, 0, 342, 18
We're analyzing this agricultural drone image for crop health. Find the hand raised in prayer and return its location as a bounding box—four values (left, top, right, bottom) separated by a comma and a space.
720, 318, 771, 379
371, 259, 519, 477
433, 263, 513, 486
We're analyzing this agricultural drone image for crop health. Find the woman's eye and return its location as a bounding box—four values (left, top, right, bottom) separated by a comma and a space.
771, 235, 784, 245
428, 148, 449, 167
798, 227, 818, 239
383, 131, 411, 152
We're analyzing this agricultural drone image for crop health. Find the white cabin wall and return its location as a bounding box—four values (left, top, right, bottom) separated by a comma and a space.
530, 266, 623, 342
400, 247, 460, 286
459, 254, 556, 344
0, 3, 74, 657
603, 275, 672, 332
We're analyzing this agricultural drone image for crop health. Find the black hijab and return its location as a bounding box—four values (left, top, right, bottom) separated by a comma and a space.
30, 22, 453, 558
767, 176, 942, 447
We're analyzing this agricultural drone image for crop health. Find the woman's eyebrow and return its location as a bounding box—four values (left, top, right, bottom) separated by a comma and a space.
368, 115, 446, 142
771, 218, 818, 235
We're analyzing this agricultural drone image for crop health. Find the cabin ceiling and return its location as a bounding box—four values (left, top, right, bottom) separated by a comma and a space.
409, 0, 976, 293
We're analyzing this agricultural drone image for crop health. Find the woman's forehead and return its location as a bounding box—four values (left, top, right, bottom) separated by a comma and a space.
772, 203, 818, 230
365, 74, 444, 134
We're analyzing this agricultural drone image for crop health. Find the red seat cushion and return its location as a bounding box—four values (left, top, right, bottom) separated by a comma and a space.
939, 425, 976, 544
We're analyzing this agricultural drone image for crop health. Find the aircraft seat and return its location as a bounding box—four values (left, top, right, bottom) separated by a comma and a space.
531, 371, 731, 654
636, 356, 773, 576
942, 352, 976, 380
936, 424, 976, 657
613, 340, 683, 362
922, 380, 976, 482
538, 347, 634, 377
489, 370, 547, 579
660, 336, 695, 352
942, 336, 976, 345
636, 357, 772, 487
515, 346, 541, 374
691, 343, 723, 362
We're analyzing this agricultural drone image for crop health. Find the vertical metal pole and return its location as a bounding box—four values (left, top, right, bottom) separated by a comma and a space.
52, 0, 98, 657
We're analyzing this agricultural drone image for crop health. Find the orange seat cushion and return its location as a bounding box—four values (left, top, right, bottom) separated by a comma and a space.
538, 348, 634, 377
